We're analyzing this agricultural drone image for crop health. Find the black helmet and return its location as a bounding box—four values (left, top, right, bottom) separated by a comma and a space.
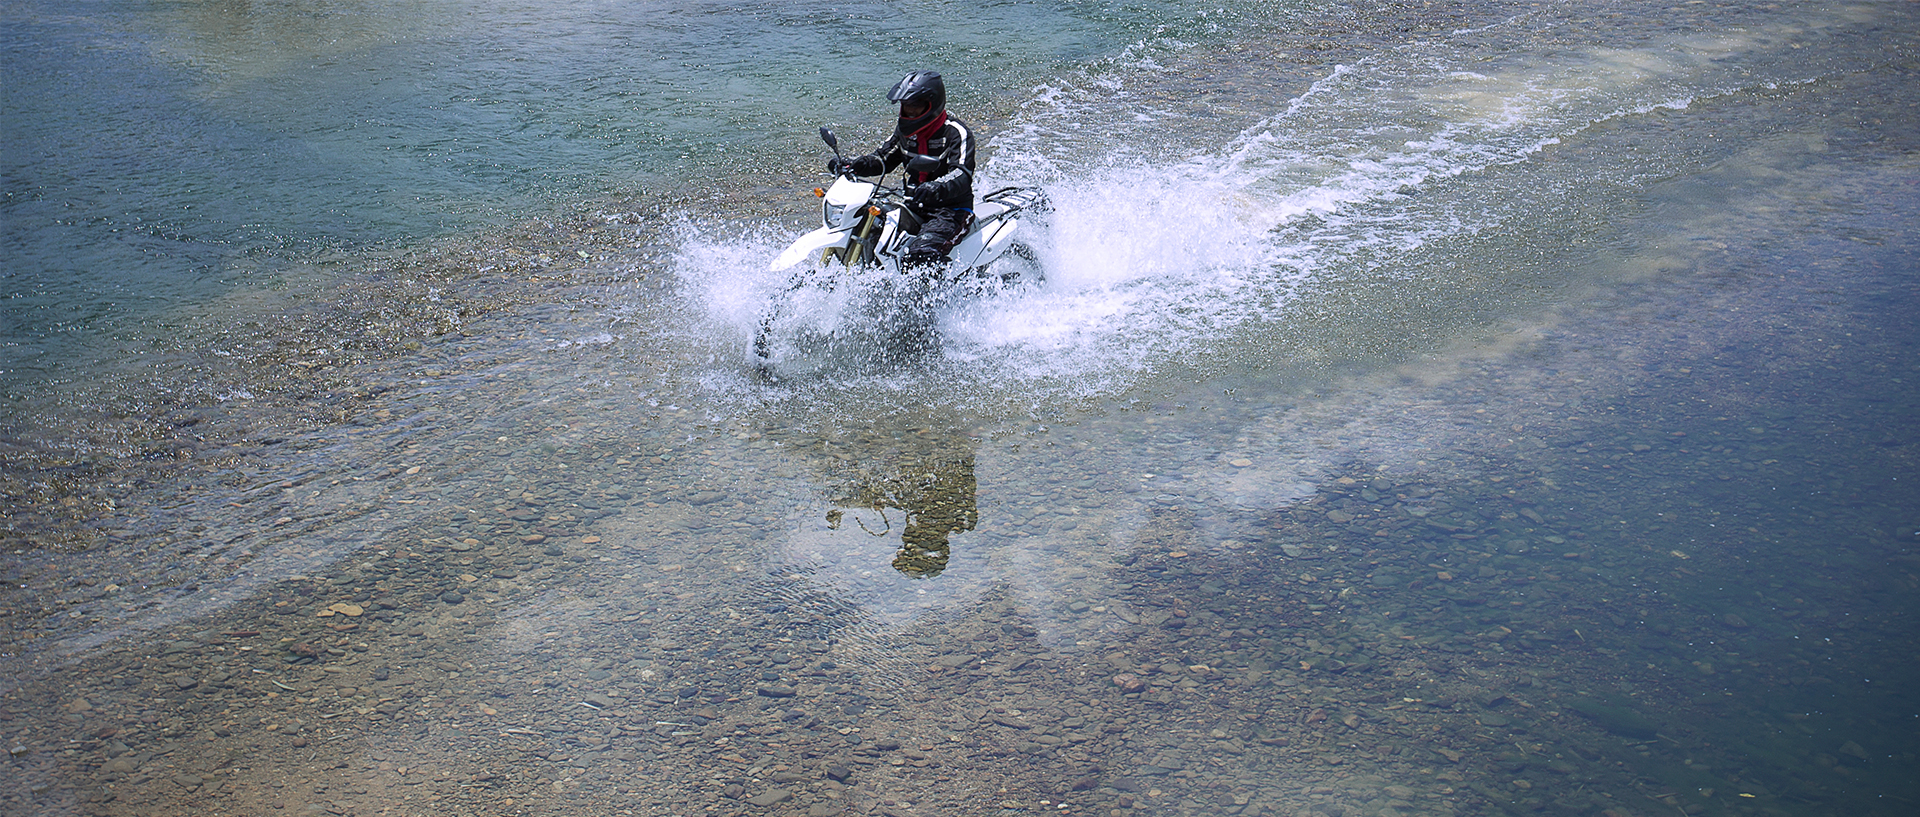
888, 70, 945, 133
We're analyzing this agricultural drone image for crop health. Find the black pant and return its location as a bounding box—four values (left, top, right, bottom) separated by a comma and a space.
903, 207, 973, 268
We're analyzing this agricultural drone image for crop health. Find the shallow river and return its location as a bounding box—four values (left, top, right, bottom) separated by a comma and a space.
3, 2, 1916, 816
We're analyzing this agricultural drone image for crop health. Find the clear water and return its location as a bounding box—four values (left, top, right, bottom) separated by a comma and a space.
3, 1, 1917, 816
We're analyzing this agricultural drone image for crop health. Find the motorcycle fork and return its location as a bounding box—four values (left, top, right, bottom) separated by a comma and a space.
825, 210, 881, 267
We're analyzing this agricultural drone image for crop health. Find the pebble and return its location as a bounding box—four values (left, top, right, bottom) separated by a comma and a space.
11, 180, 1912, 817
746, 788, 794, 807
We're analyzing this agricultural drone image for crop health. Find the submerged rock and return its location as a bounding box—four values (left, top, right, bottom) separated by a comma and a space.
1564, 697, 1659, 740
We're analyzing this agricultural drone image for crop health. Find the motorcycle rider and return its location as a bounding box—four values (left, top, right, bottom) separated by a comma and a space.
830, 70, 975, 271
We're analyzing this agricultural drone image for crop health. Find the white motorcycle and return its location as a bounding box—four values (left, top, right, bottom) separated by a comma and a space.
752, 127, 1047, 379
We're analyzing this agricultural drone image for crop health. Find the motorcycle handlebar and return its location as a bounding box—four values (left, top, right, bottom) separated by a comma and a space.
820, 128, 918, 194
822, 168, 906, 198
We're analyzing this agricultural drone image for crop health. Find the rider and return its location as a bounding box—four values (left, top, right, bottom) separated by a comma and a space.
831, 70, 976, 271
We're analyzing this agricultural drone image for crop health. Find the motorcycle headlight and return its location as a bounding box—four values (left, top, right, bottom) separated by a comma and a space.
823, 199, 850, 228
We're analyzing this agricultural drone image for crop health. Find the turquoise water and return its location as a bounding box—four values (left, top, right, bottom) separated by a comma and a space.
3, 1, 1917, 816
0, 0, 1223, 396
1, 0, 1180, 439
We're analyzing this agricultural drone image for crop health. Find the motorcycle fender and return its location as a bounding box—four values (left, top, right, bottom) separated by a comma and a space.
949, 218, 1013, 270
982, 219, 1019, 256
771, 226, 850, 271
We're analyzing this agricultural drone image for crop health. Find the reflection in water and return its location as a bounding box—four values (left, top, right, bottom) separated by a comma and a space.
793, 415, 979, 579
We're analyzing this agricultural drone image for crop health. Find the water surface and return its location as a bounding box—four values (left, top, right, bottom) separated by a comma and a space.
3, 1, 1916, 816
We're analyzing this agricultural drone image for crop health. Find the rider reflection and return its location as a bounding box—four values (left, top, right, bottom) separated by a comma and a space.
808, 422, 978, 578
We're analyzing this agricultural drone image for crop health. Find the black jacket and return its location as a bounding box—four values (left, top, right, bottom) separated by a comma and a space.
856, 114, 975, 210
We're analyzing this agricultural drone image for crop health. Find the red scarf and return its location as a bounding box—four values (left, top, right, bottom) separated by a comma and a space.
908, 112, 948, 173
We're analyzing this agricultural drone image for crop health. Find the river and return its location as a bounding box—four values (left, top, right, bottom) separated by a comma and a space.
2, 1, 1916, 815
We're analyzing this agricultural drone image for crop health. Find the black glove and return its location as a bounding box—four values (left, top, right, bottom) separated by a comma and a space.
905, 180, 944, 208
850, 154, 884, 177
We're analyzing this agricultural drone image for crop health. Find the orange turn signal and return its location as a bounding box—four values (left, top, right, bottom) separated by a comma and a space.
812, 188, 826, 198
868, 206, 882, 216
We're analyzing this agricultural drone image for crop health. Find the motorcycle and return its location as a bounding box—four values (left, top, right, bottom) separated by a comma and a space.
752, 127, 1048, 379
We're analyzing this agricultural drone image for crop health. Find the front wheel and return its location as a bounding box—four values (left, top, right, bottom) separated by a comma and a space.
750, 274, 807, 381
749, 270, 850, 382
751, 314, 779, 381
